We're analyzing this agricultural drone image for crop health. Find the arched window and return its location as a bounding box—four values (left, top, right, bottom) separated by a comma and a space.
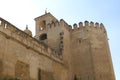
39, 33, 47, 40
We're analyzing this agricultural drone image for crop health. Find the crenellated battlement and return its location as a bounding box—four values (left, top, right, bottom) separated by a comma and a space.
0, 17, 62, 63
38, 19, 72, 32
60, 19, 72, 31
37, 18, 106, 34
72, 21, 106, 32
46, 20, 60, 29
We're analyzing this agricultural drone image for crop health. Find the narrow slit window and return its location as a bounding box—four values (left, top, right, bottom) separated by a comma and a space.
0, 20, 1, 25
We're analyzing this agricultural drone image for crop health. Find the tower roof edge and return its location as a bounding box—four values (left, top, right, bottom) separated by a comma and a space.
34, 12, 58, 21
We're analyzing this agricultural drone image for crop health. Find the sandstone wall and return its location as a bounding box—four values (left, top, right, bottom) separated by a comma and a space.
71, 21, 115, 80
0, 17, 66, 80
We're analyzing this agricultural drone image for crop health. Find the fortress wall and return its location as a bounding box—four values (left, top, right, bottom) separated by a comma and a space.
71, 29, 94, 80
90, 30, 115, 80
0, 33, 6, 77
52, 61, 68, 80
0, 18, 66, 80
71, 21, 115, 80
0, 17, 62, 62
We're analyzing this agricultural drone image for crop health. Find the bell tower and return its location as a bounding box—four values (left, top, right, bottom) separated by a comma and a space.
34, 13, 63, 52
34, 12, 57, 36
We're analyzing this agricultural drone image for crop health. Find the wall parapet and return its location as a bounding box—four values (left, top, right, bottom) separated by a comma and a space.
72, 21, 106, 32
60, 19, 72, 31
0, 17, 63, 63
38, 19, 72, 32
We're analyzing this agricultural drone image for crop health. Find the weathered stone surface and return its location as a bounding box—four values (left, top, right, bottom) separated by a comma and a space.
0, 13, 115, 80
0, 60, 3, 77
15, 60, 30, 80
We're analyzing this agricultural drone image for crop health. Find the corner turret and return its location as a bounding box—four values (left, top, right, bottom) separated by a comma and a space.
34, 13, 63, 54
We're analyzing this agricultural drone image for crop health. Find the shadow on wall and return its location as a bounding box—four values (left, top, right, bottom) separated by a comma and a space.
0, 77, 19, 80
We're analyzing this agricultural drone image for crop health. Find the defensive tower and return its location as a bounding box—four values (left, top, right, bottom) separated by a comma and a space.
34, 13, 62, 53
70, 21, 115, 80
34, 13, 115, 80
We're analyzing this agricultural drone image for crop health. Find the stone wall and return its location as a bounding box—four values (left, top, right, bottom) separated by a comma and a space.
15, 61, 30, 80
71, 21, 115, 80
0, 14, 116, 80
0, 17, 66, 80
0, 60, 3, 77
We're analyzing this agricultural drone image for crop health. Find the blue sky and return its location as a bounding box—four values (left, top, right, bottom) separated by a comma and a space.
0, 0, 120, 79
